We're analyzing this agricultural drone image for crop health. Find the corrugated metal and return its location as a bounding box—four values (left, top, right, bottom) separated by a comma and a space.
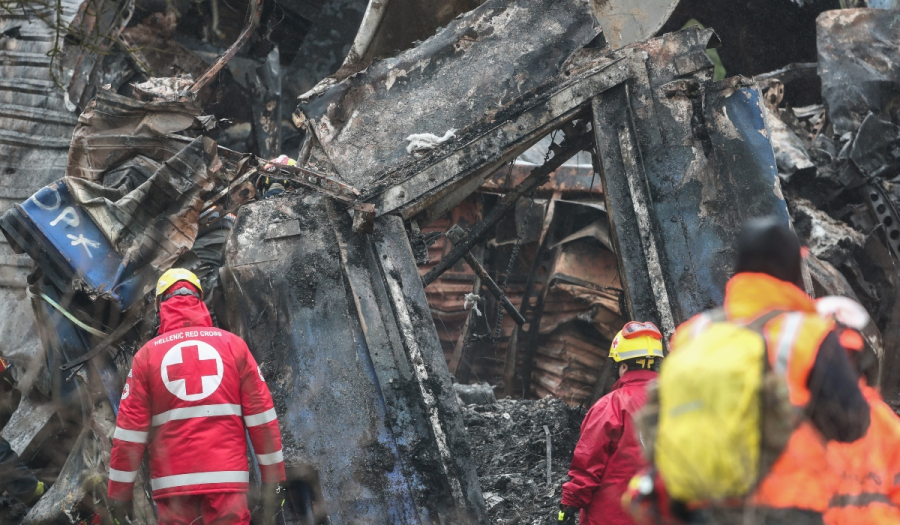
420, 188, 625, 405
0, 0, 82, 389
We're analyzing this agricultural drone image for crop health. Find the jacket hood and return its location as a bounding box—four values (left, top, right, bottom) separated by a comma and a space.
724, 272, 815, 321
158, 282, 212, 334
612, 369, 657, 391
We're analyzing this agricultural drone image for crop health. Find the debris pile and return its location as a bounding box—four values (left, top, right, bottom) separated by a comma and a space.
757, 8, 900, 404
462, 398, 586, 524
2, 0, 900, 522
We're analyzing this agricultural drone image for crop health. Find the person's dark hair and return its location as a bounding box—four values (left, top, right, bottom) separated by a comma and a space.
734, 216, 803, 288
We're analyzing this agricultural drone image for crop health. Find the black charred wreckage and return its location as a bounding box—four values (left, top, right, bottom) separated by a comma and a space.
0, 0, 899, 522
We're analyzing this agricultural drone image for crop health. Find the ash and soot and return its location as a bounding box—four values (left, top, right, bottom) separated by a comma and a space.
463, 397, 586, 524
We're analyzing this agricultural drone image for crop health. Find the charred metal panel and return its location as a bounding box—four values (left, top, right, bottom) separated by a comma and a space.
221, 193, 484, 523
589, 0, 679, 50
298, 0, 601, 191
0, 0, 84, 395
593, 31, 790, 330
817, 9, 900, 135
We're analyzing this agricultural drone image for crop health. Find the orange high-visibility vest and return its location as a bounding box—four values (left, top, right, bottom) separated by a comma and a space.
670, 273, 839, 513
824, 383, 900, 525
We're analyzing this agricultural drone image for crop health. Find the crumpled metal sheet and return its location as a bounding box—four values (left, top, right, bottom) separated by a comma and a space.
589, 0, 680, 50
594, 28, 791, 331
297, 0, 601, 190
67, 136, 218, 271
65, 90, 223, 272
2, 89, 226, 309
817, 9, 900, 135
764, 105, 815, 179
66, 90, 203, 181
849, 112, 900, 177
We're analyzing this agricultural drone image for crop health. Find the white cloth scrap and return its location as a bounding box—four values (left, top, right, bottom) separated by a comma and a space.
463, 293, 482, 317
405, 129, 457, 153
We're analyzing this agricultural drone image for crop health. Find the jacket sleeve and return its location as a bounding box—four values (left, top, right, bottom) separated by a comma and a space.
806, 331, 870, 443
236, 338, 286, 484
108, 350, 151, 501
561, 394, 624, 508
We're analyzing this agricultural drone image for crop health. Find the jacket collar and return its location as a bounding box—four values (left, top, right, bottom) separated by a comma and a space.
723, 272, 815, 322
612, 369, 658, 390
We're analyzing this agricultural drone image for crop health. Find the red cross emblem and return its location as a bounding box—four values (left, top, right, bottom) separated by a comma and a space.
161, 341, 223, 401
612, 338, 619, 349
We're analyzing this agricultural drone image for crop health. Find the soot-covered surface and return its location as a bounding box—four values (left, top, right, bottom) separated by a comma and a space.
463, 398, 586, 524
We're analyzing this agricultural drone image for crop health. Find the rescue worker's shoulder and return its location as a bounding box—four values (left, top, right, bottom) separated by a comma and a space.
669, 311, 710, 351
770, 310, 834, 340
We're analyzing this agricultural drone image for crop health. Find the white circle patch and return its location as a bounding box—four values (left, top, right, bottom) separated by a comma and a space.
121, 383, 130, 400
161, 341, 224, 401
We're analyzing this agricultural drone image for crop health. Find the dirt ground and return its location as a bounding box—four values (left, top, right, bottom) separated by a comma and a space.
462, 397, 587, 524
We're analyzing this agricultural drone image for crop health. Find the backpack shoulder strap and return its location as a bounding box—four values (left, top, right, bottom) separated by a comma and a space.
707, 308, 727, 324
744, 310, 786, 335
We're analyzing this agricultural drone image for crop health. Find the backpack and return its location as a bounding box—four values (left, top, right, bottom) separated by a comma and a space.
638, 309, 797, 503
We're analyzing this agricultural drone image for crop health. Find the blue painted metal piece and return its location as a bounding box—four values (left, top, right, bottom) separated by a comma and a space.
646, 82, 790, 321
0, 179, 147, 311
595, 62, 792, 331
32, 283, 122, 415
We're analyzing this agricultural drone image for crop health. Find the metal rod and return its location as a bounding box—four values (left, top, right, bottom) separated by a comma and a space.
449, 274, 482, 379
421, 131, 592, 287
543, 425, 552, 488
446, 225, 526, 326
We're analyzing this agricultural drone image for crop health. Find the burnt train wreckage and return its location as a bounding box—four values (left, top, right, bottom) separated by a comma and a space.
0, 0, 895, 522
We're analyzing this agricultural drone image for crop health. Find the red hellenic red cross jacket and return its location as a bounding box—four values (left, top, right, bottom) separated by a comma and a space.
562, 369, 656, 525
108, 282, 286, 501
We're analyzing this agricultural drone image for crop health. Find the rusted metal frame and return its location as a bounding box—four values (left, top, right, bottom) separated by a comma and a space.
421, 132, 593, 288
188, 0, 263, 94
373, 57, 629, 220
446, 225, 525, 326
279, 164, 361, 203
502, 192, 564, 398
518, 194, 575, 398
275, 164, 376, 233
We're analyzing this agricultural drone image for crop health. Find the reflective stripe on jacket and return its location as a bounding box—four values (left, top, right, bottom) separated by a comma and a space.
109, 283, 286, 500
824, 383, 900, 525
562, 369, 656, 525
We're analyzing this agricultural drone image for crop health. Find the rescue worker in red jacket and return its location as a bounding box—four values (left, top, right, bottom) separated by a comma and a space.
816, 296, 900, 525
559, 321, 664, 525
670, 217, 869, 524
108, 269, 286, 524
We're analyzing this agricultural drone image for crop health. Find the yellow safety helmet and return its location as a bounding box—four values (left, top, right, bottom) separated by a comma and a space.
155, 268, 203, 304
609, 321, 665, 369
